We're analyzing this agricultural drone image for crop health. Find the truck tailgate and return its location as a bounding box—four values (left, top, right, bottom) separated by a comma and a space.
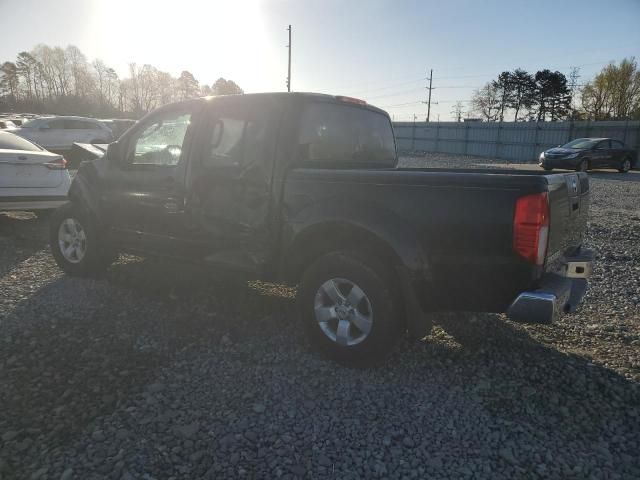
546, 171, 589, 262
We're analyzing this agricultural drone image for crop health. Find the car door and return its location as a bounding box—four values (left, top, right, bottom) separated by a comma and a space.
35, 118, 65, 149
101, 103, 203, 256
592, 140, 611, 168
183, 98, 280, 272
610, 140, 625, 164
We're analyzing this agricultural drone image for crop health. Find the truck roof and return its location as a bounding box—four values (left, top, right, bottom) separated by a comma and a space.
157, 92, 389, 117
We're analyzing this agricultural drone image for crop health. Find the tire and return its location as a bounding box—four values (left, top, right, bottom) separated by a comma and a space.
299, 251, 401, 366
619, 157, 631, 173
49, 202, 115, 277
576, 159, 589, 172
542, 166, 553, 171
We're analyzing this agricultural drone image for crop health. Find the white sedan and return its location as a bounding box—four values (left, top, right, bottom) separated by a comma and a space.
13, 116, 113, 152
0, 131, 71, 212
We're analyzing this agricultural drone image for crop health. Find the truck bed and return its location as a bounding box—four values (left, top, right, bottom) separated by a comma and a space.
282, 166, 589, 312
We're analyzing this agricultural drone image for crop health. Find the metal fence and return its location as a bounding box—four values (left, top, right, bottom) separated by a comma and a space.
393, 120, 640, 163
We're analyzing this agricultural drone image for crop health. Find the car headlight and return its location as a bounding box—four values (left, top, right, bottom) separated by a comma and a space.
566, 153, 579, 159
539, 152, 545, 161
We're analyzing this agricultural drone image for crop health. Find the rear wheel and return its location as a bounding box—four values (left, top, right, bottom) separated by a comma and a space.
576, 159, 589, 172
619, 157, 631, 173
299, 251, 401, 366
50, 203, 115, 277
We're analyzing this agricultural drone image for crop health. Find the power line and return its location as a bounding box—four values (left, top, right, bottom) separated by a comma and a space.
343, 77, 426, 96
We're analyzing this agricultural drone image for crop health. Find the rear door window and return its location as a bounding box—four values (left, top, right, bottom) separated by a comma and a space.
206, 118, 246, 167
611, 140, 625, 149
297, 102, 396, 167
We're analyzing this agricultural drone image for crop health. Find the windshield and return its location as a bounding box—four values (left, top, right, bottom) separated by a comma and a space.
562, 138, 599, 149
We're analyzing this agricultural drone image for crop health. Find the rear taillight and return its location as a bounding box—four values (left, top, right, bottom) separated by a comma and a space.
513, 192, 550, 266
44, 157, 68, 170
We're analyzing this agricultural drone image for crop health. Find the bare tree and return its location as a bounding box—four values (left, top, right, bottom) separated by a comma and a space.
450, 101, 465, 122
1, 42, 244, 117
471, 83, 500, 121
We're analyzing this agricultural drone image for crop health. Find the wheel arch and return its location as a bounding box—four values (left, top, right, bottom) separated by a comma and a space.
283, 213, 434, 338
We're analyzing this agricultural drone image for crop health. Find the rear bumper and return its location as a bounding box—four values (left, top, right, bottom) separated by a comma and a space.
507, 248, 594, 324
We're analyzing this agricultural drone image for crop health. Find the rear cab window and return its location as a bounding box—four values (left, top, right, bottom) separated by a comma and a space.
297, 102, 397, 168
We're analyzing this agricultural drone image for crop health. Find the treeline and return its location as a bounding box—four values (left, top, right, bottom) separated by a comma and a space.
469, 58, 640, 122
0, 44, 243, 118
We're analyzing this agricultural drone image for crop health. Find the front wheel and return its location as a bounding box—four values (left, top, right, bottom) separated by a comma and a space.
619, 157, 631, 173
299, 251, 401, 366
50, 203, 115, 277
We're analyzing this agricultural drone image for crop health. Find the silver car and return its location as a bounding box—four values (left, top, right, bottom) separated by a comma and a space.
14, 116, 113, 153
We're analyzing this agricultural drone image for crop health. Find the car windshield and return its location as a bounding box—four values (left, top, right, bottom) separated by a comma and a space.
562, 138, 599, 149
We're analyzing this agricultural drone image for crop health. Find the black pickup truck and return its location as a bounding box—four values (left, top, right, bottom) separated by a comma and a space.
50, 93, 594, 365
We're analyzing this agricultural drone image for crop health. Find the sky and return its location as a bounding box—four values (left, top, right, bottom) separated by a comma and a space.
1, 0, 639, 120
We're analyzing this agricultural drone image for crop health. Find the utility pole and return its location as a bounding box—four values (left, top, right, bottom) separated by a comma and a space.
286, 25, 292, 92
422, 69, 435, 122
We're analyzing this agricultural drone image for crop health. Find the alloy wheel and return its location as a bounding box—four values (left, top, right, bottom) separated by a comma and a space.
313, 277, 373, 346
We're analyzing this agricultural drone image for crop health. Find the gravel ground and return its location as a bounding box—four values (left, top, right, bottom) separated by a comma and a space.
1, 153, 639, 479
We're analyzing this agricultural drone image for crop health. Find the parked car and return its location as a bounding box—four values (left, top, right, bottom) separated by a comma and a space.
539, 138, 637, 173
0, 120, 17, 130
14, 116, 113, 153
49, 93, 594, 365
0, 131, 71, 213
99, 119, 137, 140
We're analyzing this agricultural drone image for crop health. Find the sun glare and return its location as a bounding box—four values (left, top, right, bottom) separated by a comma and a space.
96, 0, 270, 91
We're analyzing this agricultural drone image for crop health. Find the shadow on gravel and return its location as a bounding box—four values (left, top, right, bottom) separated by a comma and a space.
0, 256, 293, 476
423, 313, 640, 454
2, 228, 639, 477
0, 212, 49, 275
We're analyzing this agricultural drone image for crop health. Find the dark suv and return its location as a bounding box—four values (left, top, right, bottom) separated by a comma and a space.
539, 138, 637, 173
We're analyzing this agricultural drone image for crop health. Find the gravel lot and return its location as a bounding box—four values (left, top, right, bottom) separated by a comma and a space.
1, 153, 639, 479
